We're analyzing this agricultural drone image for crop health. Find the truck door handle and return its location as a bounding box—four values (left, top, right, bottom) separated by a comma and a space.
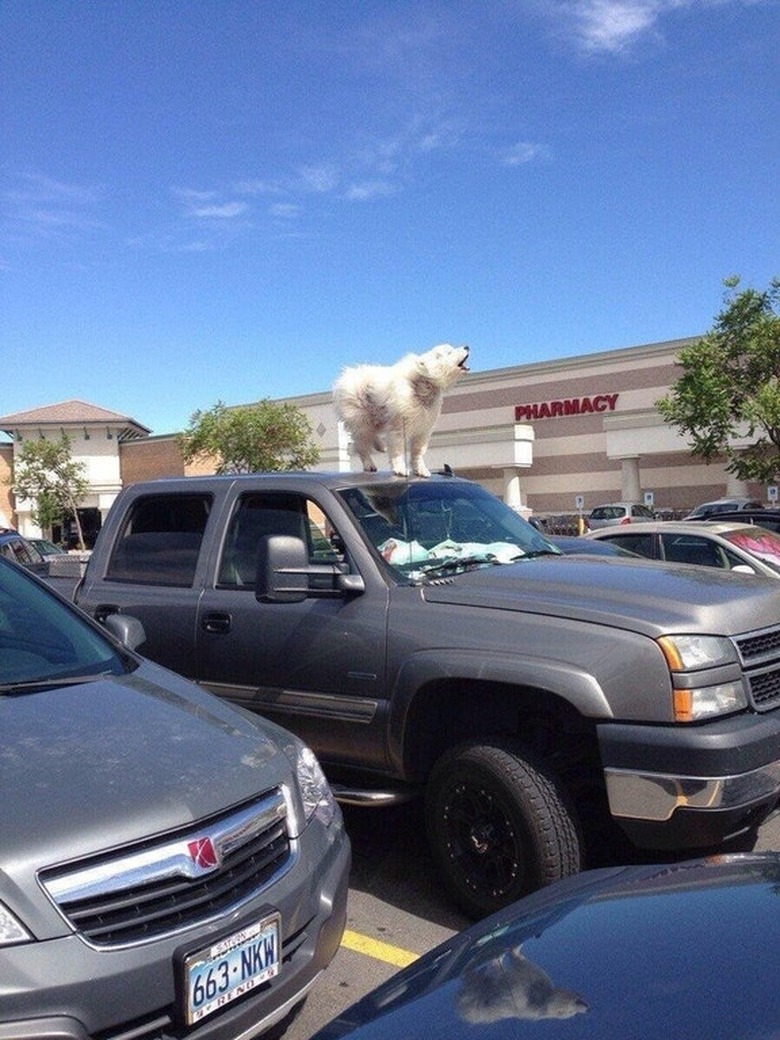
202, 612, 232, 634
95, 604, 120, 623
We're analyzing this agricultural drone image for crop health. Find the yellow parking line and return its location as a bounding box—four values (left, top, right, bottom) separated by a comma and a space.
340, 929, 419, 968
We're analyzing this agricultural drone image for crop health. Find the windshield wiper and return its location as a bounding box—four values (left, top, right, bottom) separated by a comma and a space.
0, 674, 108, 696
420, 553, 525, 578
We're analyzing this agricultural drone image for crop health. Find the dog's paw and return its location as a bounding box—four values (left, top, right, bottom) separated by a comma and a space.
413, 463, 431, 478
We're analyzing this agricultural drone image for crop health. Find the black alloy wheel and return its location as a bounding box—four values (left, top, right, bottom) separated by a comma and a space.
425, 739, 582, 919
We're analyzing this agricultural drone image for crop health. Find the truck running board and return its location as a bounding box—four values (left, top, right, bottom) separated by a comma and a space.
329, 783, 419, 807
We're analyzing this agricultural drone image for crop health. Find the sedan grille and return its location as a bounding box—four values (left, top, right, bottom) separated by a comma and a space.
41, 791, 291, 947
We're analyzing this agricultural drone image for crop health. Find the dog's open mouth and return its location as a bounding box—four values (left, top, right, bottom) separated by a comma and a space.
459, 347, 470, 371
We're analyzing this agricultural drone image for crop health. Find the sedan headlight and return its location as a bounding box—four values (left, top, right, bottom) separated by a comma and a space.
658, 635, 747, 721
0, 902, 31, 946
284, 739, 337, 833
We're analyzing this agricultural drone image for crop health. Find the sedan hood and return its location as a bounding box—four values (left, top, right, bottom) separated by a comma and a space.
315, 853, 780, 1040
1, 659, 288, 871
422, 555, 780, 637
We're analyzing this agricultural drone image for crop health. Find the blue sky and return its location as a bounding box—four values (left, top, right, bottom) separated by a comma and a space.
2, 0, 778, 436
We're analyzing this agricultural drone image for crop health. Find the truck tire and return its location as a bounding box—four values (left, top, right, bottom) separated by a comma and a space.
425, 739, 583, 919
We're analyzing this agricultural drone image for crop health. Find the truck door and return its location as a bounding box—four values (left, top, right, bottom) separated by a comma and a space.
82, 491, 212, 679
195, 491, 389, 769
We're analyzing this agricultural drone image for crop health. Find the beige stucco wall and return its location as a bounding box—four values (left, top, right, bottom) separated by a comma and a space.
0, 444, 14, 527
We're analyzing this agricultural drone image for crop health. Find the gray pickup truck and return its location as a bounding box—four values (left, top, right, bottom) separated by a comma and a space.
75, 471, 780, 917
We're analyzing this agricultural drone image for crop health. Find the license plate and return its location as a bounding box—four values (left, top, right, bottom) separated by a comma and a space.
182, 912, 281, 1025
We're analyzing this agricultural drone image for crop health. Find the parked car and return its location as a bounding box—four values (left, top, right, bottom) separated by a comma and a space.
684, 497, 764, 520
704, 508, 780, 533
28, 536, 69, 561
547, 536, 639, 557
586, 502, 655, 529
586, 520, 780, 577
0, 557, 350, 1039
0, 529, 48, 576
313, 853, 780, 1040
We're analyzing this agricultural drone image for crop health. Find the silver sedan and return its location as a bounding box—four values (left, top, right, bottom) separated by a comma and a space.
586, 520, 780, 577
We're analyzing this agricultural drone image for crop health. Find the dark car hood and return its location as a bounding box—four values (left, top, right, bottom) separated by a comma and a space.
1, 659, 287, 872
422, 555, 780, 637
315, 853, 780, 1040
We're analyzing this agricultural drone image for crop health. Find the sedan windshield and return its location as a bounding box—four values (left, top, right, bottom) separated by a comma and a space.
337, 479, 559, 581
724, 527, 780, 574
0, 559, 128, 688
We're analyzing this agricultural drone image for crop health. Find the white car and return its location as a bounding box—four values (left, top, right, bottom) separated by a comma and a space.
586, 520, 780, 577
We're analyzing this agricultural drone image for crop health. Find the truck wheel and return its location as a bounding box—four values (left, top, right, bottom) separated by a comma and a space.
425, 739, 582, 919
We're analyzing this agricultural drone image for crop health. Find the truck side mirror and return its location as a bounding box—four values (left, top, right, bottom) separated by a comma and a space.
256, 534, 310, 603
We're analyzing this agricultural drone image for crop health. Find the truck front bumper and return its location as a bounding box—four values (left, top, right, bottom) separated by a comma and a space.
598, 712, 780, 850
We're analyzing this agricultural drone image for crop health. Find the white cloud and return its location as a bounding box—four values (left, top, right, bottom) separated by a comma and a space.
570, 0, 662, 52
298, 163, 340, 193
553, 0, 747, 54
188, 201, 249, 219
504, 141, 551, 166
174, 189, 249, 220
1, 171, 104, 237
234, 179, 285, 196
345, 180, 398, 201
269, 202, 302, 219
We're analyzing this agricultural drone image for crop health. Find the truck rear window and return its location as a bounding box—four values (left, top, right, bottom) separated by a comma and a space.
106, 494, 212, 586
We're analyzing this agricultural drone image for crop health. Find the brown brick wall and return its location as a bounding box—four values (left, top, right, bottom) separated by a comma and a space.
119, 436, 218, 484
119, 437, 186, 485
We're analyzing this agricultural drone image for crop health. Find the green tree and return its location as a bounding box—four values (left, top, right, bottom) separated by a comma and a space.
11, 434, 90, 548
657, 278, 780, 484
179, 400, 321, 474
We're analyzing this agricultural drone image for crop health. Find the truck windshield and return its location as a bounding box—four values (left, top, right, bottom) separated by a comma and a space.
337, 479, 559, 581
0, 559, 129, 688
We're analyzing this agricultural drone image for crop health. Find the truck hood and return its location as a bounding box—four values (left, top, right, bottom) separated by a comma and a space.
1, 659, 290, 874
421, 555, 780, 637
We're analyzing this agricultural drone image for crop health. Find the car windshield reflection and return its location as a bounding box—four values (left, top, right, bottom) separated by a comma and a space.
726, 528, 780, 571
0, 559, 129, 686
337, 479, 559, 581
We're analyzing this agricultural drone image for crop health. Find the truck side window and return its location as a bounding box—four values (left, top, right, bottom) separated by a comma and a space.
218, 493, 343, 588
106, 494, 211, 586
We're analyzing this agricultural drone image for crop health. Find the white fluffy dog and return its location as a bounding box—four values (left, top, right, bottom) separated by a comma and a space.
333, 343, 470, 477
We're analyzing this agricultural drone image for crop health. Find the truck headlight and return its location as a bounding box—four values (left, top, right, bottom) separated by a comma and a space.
657, 634, 736, 671
672, 681, 747, 722
0, 902, 31, 946
657, 635, 747, 721
284, 739, 337, 832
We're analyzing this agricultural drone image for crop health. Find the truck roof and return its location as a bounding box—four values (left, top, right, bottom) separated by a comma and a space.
120, 470, 461, 492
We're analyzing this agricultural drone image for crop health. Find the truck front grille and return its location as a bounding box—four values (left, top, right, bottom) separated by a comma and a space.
40, 792, 291, 947
735, 628, 780, 662
734, 625, 780, 713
